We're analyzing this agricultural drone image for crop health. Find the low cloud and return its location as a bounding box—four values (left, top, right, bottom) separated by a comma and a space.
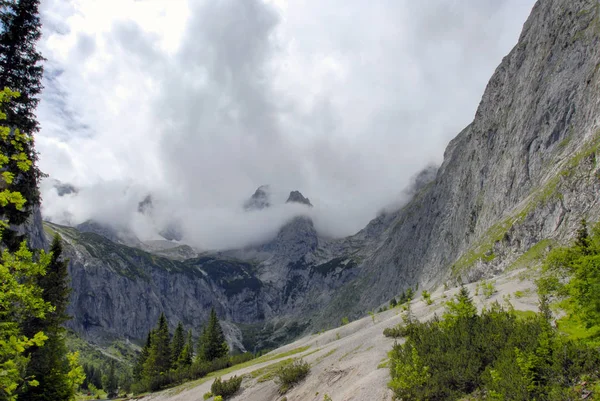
37, 0, 535, 250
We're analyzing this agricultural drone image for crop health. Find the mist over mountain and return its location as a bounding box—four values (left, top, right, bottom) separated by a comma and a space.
37, 0, 535, 251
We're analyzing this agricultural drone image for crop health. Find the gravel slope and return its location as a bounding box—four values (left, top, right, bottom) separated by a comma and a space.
142, 269, 538, 401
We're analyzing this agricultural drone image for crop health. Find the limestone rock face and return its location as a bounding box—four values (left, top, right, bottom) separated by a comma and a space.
41, 0, 600, 349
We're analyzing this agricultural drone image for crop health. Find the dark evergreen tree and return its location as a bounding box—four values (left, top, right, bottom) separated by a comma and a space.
143, 313, 171, 376
177, 329, 193, 368
199, 308, 229, 362
102, 361, 118, 397
0, 0, 45, 247
133, 330, 152, 381
19, 234, 73, 400
171, 322, 185, 368
575, 218, 591, 254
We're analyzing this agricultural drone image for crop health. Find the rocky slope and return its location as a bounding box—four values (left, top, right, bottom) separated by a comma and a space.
141, 269, 539, 401
43, 0, 600, 350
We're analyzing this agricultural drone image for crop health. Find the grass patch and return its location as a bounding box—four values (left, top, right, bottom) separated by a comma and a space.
377, 358, 389, 369
513, 288, 533, 299
313, 348, 337, 365
176, 345, 312, 392
508, 239, 555, 271
338, 345, 362, 362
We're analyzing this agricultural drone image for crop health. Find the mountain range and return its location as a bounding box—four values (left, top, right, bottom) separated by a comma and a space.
34, 0, 600, 354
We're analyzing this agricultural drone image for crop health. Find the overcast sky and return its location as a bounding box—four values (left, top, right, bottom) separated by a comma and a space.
36, 0, 536, 250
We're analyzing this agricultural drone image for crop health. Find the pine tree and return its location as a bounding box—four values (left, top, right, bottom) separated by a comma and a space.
199, 308, 229, 362
19, 234, 73, 400
133, 331, 152, 381
177, 329, 193, 368
171, 322, 185, 368
143, 313, 171, 377
0, 0, 44, 246
102, 361, 118, 397
575, 219, 591, 254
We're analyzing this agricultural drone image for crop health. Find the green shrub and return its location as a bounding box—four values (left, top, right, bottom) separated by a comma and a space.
388, 287, 600, 400
211, 375, 242, 399
422, 290, 433, 305
275, 359, 310, 394
341, 316, 349, 326
203, 392, 212, 400
390, 298, 398, 308
383, 324, 408, 338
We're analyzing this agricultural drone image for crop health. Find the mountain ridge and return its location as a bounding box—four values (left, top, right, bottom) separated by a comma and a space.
38, 0, 600, 353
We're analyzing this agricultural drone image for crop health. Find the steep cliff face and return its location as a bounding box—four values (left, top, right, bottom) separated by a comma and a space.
317, 0, 600, 321
46, 0, 600, 349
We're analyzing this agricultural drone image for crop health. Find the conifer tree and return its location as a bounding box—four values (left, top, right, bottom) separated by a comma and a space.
575, 219, 591, 254
0, 0, 44, 247
102, 361, 118, 397
199, 308, 228, 362
133, 331, 152, 381
171, 322, 185, 368
143, 314, 171, 376
177, 329, 193, 368
19, 234, 73, 400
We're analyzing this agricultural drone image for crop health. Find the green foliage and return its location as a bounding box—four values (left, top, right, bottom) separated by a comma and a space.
389, 298, 599, 400
203, 392, 212, 400
275, 358, 310, 394
389, 298, 397, 308
0, 88, 57, 399
477, 280, 496, 299
540, 220, 600, 329
210, 375, 242, 399
171, 322, 185, 369
340, 317, 349, 326
0, 0, 45, 244
198, 308, 229, 362
382, 324, 408, 338
19, 234, 74, 401
66, 352, 85, 396
421, 290, 433, 305
143, 313, 171, 380
101, 361, 118, 397
388, 221, 600, 401
442, 286, 477, 325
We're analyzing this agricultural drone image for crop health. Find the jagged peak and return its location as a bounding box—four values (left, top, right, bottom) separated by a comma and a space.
138, 194, 153, 214
286, 190, 313, 207
244, 185, 271, 211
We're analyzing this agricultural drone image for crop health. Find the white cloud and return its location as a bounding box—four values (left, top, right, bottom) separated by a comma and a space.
36, 0, 536, 249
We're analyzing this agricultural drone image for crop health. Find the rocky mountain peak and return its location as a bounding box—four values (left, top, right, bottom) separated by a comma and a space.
138, 194, 153, 214
286, 190, 313, 207
244, 185, 271, 211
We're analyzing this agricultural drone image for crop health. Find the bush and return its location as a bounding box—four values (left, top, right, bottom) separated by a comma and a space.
388, 290, 600, 401
275, 359, 310, 394
422, 290, 433, 305
383, 324, 408, 338
341, 316, 349, 326
203, 392, 212, 400
211, 375, 242, 399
